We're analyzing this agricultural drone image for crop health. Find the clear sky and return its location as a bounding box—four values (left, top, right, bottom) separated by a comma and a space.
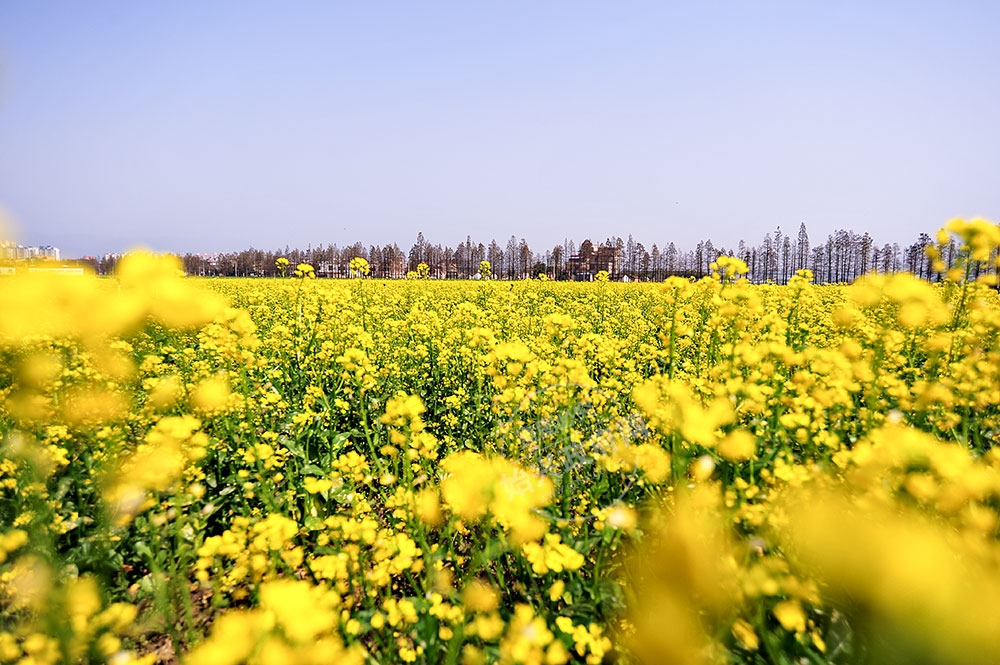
1, 1, 998, 258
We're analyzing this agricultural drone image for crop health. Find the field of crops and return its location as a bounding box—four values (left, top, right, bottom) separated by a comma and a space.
3, 220, 1000, 665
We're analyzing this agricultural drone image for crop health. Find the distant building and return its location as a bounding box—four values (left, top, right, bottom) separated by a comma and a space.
1, 240, 18, 260
565, 246, 622, 281
39, 245, 60, 260
593, 246, 621, 277
0, 241, 61, 262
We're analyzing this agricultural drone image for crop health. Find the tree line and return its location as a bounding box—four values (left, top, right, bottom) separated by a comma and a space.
91, 224, 992, 284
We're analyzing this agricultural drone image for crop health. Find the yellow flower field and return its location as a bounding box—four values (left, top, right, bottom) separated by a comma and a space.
2, 219, 1000, 664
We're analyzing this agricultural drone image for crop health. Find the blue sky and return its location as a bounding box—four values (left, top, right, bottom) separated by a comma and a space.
1, 2, 998, 258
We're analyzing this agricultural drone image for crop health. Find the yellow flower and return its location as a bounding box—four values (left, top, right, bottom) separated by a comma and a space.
716, 430, 756, 462
500, 605, 564, 665
521, 534, 584, 574
304, 477, 333, 494
185, 611, 271, 665
349, 256, 370, 277
259, 578, 339, 644
441, 452, 495, 521
191, 374, 233, 415
59, 386, 128, 427
633, 377, 733, 446
147, 374, 183, 411
462, 579, 500, 613
731, 618, 759, 650
605, 504, 638, 531
415, 489, 441, 526
633, 443, 671, 483
772, 599, 806, 633
293, 263, 316, 279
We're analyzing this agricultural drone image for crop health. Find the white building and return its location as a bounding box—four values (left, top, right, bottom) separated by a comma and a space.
0, 241, 61, 261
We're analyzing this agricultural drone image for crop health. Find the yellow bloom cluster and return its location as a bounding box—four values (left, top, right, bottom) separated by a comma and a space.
186, 578, 364, 665
440, 451, 553, 545
348, 256, 370, 277
0, 570, 149, 665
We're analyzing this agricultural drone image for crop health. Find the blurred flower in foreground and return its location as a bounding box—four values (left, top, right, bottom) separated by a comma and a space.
104, 416, 208, 526
778, 488, 1000, 665
0, 249, 226, 346
440, 450, 553, 545
185, 578, 365, 665
625, 487, 740, 665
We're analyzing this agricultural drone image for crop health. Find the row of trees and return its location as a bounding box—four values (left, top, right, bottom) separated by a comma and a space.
92, 224, 989, 284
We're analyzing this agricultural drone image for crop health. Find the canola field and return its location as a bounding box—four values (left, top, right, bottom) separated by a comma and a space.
3, 219, 1000, 665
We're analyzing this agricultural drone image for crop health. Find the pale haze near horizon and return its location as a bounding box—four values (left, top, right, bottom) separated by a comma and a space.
0, 2, 997, 259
